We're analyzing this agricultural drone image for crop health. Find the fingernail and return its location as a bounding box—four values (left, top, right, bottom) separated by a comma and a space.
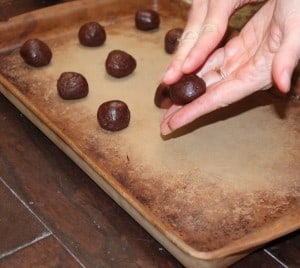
161, 128, 171, 136
182, 56, 192, 71
160, 122, 172, 136
164, 66, 174, 78
281, 69, 291, 92
161, 67, 174, 84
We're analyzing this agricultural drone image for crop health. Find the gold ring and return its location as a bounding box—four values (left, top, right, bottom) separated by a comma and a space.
215, 68, 226, 80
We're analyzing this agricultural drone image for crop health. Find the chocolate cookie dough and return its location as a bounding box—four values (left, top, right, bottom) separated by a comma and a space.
169, 74, 206, 105
105, 50, 136, 78
165, 28, 183, 54
154, 83, 172, 109
57, 72, 89, 100
97, 100, 130, 131
135, 9, 160, 31
20, 38, 52, 67
78, 21, 106, 47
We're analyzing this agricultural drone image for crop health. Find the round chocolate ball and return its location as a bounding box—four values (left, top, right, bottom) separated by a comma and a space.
78, 21, 106, 47
154, 83, 172, 109
97, 100, 130, 131
165, 27, 183, 54
105, 50, 136, 78
20, 39, 52, 67
135, 9, 160, 31
57, 72, 89, 100
169, 74, 206, 105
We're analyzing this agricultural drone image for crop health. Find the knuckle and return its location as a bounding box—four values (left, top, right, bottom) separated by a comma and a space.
180, 30, 200, 43
201, 23, 219, 33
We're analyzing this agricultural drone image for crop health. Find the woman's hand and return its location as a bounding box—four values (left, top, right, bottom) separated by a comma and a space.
161, 0, 300, 135
162, 0, 264, 84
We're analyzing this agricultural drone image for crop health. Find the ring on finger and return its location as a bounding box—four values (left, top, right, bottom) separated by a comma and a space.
215, 67, 226, 80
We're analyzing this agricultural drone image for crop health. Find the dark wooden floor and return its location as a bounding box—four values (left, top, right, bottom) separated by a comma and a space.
0, 1, 299, 267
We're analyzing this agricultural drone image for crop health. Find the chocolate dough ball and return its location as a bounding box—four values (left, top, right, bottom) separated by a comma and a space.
57, 72, 89, 100
97, 100, 130, 131
78, 21, 106, 47
154, 83, 172, 109
105, 50, 136, 78
169, 74, 206, 105
165, 28, 183, 54
20, 39, 52, 67
135, 9, 160, 31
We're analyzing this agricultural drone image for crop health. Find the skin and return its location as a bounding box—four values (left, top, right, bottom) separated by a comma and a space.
161, 0, 300, 135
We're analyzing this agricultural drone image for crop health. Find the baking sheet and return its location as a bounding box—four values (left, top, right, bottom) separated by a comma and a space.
0, 1, 299, 267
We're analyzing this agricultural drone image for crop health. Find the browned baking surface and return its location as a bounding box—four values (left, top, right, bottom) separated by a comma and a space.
0, 0, 299, 265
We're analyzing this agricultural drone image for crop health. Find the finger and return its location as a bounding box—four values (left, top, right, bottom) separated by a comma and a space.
197, 47, 225, 77
272, 28, 300, 93
163, 30, 200, 84
201, 68, 226, 87
181, 1, 232, 74
197, 48, 226, 87
162, 1, 208, 85
160, 77, 259, 135
162, 104, 183, 121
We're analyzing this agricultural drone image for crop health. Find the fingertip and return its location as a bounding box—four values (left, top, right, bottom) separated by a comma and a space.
160, 128, 171, 136
160, 106, 181, 135
272, 33, 300, 93
277, 70, 291, 93
160, 121, 172, 136
273, 64, 293, 94
162, 67, 183, 85
162, 66, 175, 84
182, 50, 205, 74
160, 115, 174, 136
182, 56, 194, 74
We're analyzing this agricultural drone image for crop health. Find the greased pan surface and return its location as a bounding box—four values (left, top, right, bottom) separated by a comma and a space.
0, 1, 299, 267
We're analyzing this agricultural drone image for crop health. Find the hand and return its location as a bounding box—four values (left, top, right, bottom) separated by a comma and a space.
162, 0, 264, 84
160, 0, 300, 135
